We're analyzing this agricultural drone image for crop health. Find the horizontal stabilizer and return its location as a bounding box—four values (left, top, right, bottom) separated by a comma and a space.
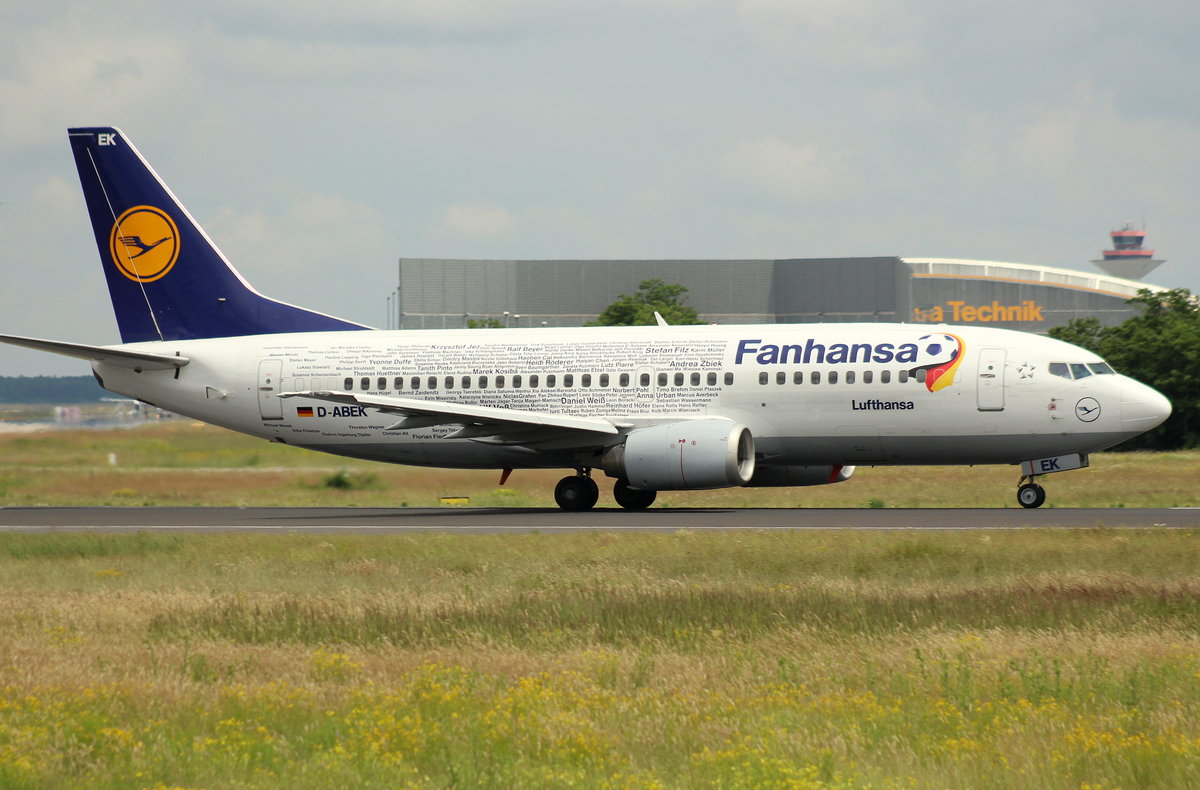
0, 334, 188, 370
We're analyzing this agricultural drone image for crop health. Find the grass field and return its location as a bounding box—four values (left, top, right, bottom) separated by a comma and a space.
1, 530, 1199, 789
0, 421, 1198, 508
2, 422, 1199, 788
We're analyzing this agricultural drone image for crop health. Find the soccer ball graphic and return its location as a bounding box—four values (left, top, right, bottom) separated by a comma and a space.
918, 333, 960, 366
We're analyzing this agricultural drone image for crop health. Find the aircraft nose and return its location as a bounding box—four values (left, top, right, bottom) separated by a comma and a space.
1120, 377, 1171, 431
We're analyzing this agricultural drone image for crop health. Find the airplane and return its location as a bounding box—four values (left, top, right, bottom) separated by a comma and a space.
0, 127, 1172, 511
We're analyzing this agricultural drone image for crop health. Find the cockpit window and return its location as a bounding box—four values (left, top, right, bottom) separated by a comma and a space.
1050, 361, 1115, 380
1069, 363, 1092, 380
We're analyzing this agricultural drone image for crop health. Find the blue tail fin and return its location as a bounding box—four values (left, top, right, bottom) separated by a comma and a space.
68, 126, 371, 342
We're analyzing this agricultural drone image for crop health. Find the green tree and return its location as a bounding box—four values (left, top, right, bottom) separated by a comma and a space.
588, 279, 705, 326
466, 317, 503, 329
1049, 288, 1200, 449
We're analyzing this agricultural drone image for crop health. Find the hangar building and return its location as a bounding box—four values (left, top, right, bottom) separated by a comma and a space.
389, 256, 1166, 332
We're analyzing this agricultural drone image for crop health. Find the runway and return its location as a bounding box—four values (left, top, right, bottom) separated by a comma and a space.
1, 506, 1198, 532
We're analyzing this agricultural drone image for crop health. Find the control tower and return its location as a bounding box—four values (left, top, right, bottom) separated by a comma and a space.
1091, 221, 1164, 280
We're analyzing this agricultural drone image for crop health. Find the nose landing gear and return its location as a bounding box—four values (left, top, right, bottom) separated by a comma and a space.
1017, 476, 1046, 509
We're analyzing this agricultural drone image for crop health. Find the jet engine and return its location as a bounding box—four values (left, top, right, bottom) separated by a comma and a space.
746, 464, 855, 487
602, 420, 755, 490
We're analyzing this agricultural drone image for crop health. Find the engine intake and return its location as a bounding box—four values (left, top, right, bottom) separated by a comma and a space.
602, 420, 755, 490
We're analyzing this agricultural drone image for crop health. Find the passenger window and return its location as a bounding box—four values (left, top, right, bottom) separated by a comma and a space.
1070, 363, 1092, 380
1049, 362, 1071, 379
899, 370, 909, 383
759, 372, 769, 385
658, 373, 668, 387
793, 371, 804, 384
863, 370, 873, 384
915, 369, 926, 383
707, 372, 717, 386
674, 372, 684, 386
846, 371, 856, 384
811, 371, 821, 385
881, 371, 891, 384
582, 374, 592, 387
343, 377, 353, 391
546, 374, 557, 388
360, 377, 370, 391
428, 376, 438, 389
829, 371, 839, 384
377, 377, 387, 390
410, 376, 420, 390
478, 376, 488, 388
496, 375, 505, 388
529, 374, 539, 388
600, 374, 609, 387
724, 372, 734, 385
640, 373, 651, 387
563, 374, 574, 387
691, 372, 701, 386
1089, 362, 1115, 375
619, 373, 630, 387
444, 376, 454, 389
461, 376, 471, 389
513, 374, 522, 388
393, 377, 403, 390
776, 371, 786, 385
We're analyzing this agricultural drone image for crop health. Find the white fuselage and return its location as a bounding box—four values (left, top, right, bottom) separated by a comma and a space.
91, 322, 1169, 472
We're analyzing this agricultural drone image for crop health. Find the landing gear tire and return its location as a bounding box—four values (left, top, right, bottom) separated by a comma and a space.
555, 475, 599, 511
613, 480, 657, 510
1017, 483, 1046, 509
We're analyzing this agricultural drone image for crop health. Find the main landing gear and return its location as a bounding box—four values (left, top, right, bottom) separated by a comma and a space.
552, 470, 659, 511
554, 472, 599, 512
1016, 475, 1047, 509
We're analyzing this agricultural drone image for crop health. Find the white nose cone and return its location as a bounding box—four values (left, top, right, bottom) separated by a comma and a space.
1120, 377, 1172, 432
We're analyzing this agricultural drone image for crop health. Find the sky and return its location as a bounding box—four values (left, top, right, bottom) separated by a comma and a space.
2, 0, 1198, 375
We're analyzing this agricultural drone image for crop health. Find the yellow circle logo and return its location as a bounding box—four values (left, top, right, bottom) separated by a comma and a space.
109, 205, 180, 283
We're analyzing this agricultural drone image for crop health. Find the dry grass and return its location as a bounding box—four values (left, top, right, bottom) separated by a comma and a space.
2, 530, 1200, 788
1, 422, 1197, 507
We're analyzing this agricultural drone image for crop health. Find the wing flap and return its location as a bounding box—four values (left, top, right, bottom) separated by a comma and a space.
277, 390, 620, 441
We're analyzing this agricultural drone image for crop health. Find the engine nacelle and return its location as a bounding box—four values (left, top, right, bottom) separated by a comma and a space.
746, 464, 856, 487
602, 420, 755, 490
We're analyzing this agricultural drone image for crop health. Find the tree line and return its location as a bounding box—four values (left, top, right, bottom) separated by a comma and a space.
0, 375, 107, 404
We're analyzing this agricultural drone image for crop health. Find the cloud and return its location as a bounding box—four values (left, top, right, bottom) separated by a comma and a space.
721, 136, 859, 203
443, 202, 515, 236
0, 6, 194, 151
203, 0, 562, 40
736, 0, 925, 69
206, 36, 427, 80
966, 87, 1200, 209
207, 191, 392, 276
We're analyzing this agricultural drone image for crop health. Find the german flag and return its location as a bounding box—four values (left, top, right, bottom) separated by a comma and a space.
296, 406, 315, 418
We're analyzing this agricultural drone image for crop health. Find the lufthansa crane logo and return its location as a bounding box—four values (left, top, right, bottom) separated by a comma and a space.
109, 205, 180, 283
1075, 397, 1101, 423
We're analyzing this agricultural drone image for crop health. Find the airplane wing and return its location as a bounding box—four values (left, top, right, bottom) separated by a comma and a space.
277, 390, 621, 444
0, 334, 189, 370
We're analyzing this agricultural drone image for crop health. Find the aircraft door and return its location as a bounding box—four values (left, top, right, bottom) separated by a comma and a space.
976, 348, 1006, 411
258, 359, 284, 420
